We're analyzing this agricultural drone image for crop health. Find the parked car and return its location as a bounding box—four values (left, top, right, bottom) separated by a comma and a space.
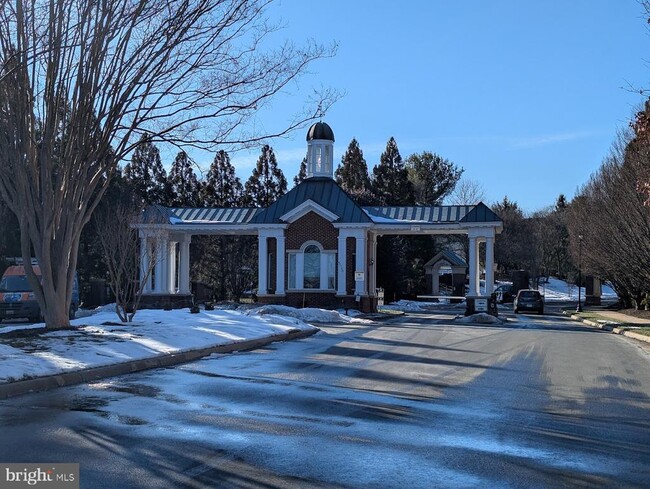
0, 265, 79, 322
494, 284, 514, 303
513, 289, 544, 314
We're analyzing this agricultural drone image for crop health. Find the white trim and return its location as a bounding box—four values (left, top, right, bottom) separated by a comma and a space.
286, 241, 337, 292
280, 200, 339, 223
300, 240, 324, 252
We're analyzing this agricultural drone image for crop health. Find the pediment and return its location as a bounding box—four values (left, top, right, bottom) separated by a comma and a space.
279, 199, 340, 223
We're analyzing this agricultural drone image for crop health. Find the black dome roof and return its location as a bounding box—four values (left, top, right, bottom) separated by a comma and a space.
306, 121, 335, 142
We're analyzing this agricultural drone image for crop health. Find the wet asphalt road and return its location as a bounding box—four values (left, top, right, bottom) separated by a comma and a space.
1, 310, 650, 488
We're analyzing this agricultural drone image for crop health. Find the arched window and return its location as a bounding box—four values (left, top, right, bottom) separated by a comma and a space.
303, 245, 320, 289
287, 241, 336, 290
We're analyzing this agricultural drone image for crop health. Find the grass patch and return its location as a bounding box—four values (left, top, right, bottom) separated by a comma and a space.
376, 309, 405, 315
615, 327, 650, 337
565, 310, 650, 331
565, 310, 630, 326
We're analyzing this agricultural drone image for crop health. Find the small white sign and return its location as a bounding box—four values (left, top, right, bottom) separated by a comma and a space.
355, 271, 364, 281
411, 225, 421, 232
475, 298, 488, 312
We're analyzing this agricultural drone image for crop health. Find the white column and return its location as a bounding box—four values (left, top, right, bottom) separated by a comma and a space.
258, 235, 268, 295
168, 240, 177, 294
275, 235, 285, 295
337, 234, 347, 295
369, 233, 378, 295
432, 266, 440, 295
159, 236, 169, 294
139, 233, 151, 293
485, 236, 495, 295
468, 235, 478, 296
179, 235, 191, 294
355, 234, 367, 295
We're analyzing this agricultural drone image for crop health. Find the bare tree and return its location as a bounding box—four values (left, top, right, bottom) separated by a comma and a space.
446, 179, 487, 205
94, 195, 158, 322
568, 132, 650, 308
0, 0, 336, 328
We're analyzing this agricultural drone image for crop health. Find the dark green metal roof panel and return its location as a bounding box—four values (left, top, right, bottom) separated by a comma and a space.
250, 178, 372, 224
424, 250, 467, 268
306, 122, 335, 142
459, 202, 502, 223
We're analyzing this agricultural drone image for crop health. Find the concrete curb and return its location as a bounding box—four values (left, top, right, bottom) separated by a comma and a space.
565, 312, 650, 345
0, 327, 318, 400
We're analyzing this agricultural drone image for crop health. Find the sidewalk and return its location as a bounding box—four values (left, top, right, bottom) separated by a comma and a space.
593, 310, 650, 326
565, 309, 650, 345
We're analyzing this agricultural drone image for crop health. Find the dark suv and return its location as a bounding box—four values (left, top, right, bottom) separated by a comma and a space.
513, 289, 544, 315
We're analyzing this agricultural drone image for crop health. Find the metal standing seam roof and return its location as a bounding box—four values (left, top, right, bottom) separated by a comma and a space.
250, 177, 372, 224
424, 250, 468, 268
364, 202, 502, 224
363, 205, 474, 223
166, 207, 259, 224
141, 190, 502, 226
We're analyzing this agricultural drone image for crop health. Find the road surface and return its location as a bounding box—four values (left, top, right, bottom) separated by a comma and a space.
1, 310, 649, 488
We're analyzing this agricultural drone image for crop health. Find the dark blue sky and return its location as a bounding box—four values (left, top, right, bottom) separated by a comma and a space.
192, 0, 649, 213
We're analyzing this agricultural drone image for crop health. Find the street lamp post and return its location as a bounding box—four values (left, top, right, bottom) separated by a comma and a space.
576, 234, 583, 313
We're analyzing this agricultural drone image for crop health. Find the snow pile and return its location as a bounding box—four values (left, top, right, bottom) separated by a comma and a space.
246, 305, 372, 324
0, 307, 317, 384
455, 313, 504, 325
381, 299, 461, 312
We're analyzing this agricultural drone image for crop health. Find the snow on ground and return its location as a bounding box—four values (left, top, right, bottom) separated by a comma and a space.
0, 306, 318, 384
540, 277, 618, 302
381, 299, 464, 312
246, 305, 372, 324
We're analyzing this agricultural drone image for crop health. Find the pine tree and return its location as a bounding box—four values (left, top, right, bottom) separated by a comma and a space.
406, 151, 463, 205
243, 145, 288, 207
372, 137, 413, 205
123, 134, 169, 205
168, 151, 201, 207
293, 156, 308, 187
202, 150, 243, 207
335, 138, 375, 204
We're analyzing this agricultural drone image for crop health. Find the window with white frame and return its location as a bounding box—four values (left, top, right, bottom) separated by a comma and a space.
287, 241, 336, 290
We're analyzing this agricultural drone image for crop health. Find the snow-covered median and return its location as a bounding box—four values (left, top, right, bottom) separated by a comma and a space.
380, 299, 464, 312
0, 307, 318, 384
246, 305, 372, 324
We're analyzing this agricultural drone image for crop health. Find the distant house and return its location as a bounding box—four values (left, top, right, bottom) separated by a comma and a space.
134, 122, 503, 312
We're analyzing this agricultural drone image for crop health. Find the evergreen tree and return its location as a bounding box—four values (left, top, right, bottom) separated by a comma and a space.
243, 145, 288, 207
202, 150, 243, 207
372, 137, 413, 205
406, 151, 463, 205
168, 151, 201, 207
492, 197, 532, 274
195, 149, 250, 301
123, 134, 170, 205
293, 156, 308, 187
335, 138, 375, 204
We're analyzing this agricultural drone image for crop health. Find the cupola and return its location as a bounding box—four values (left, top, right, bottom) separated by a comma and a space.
306, 121, 335, 179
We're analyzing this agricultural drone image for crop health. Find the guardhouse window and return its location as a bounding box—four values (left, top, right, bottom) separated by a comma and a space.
303, 245, 320, 289
287, 242, 336, 291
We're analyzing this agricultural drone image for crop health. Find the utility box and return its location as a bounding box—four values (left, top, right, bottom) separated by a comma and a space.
512, 270, 530, 294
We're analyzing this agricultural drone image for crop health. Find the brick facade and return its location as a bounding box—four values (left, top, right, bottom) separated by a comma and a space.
286, 212, 337, 251
257, 211, 376, 312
